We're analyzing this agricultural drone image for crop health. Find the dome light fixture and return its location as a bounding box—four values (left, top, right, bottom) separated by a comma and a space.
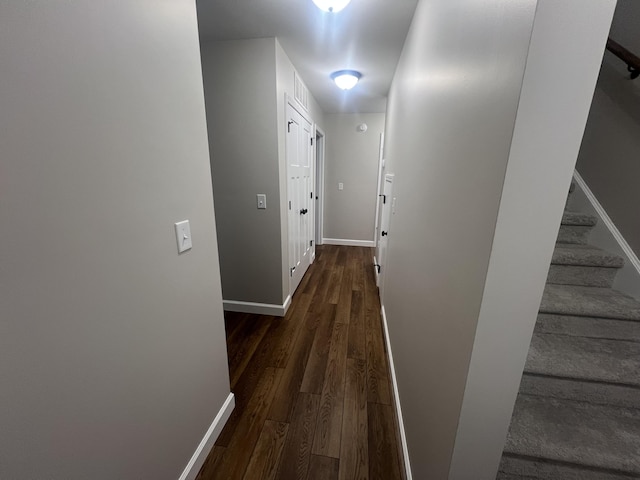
331, 70, 361, 90
312, 0, 351, 13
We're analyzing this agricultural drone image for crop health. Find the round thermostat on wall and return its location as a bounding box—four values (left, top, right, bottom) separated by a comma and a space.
356, 123, 368, 133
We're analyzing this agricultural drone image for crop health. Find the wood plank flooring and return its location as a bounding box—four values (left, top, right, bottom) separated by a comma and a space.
196, 245, 404, 480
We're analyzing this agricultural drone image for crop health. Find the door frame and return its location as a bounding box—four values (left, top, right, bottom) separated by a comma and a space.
373, 133, 385, 246
315, 126, 325, 246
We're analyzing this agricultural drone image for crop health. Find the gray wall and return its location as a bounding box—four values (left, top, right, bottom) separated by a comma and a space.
323, 113, 385, 242
576, 0, 640, 256
381, 0, 614, 478
200, 38, 325, 307
450, 1, 616, 478
382, 1, 537, 474
200, 38, 284, 306
0, 2, 231, 479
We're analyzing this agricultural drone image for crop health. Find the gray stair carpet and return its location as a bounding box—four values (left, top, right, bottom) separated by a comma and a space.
525, 334, 640, 386
519, 374, 640, 409
541, 284, 640, 320
548, 244, 624, 287
503, 396, 640, 475
498, 186, 640, 479
557, 211, 598, 245
536, 314, 640, 342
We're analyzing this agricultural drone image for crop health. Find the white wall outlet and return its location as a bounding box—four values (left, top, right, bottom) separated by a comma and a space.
174, 220, 192, 253
338, 182, 344, 191
257, 194, 267, 209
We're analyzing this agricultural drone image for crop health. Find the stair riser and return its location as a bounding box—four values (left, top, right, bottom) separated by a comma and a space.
547, 265, 617, 287
557, 225, 592, 244
519, 374, 640, 409
499, 455, 638, 480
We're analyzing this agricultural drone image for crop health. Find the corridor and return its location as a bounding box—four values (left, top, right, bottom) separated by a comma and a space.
196, 245, 404, 480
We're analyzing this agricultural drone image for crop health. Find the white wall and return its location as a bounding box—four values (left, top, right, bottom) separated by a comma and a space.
0, 2, 231, 479
450, 1, 616, 478
323, 113, 385, 243
381, 0, 615, 478
576, 0, 640, 256
200, 38, 283, 306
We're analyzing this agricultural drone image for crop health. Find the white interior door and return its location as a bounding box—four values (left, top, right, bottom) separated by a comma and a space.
287, 102, 313, 294
377, 174, 394, 295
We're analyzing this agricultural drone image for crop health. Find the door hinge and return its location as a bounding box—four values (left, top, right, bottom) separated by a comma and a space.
289, 200, 291, 210
310, 240, 313, 247
311, 137, 313, 146
310, 192, 313, 199
288, 120, 293, 133
379, 194, 386, 204
290, 266, 296, 276
374, 264, 381, 273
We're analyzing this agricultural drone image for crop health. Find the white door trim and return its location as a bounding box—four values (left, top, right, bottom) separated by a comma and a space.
315, 126, 325, 246
373, 133, 385, 246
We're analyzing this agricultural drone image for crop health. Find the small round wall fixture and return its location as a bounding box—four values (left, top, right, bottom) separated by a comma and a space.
357, 123, 368, 133
312, 0, 351, 13
331, 70, 361, 90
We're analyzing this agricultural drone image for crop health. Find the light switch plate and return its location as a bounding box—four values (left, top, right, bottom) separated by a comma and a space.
257, 194, 267, 209
174, 220, 192, 253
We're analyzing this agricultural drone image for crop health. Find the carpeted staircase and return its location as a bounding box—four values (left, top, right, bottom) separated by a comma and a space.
497, 184, 640, 479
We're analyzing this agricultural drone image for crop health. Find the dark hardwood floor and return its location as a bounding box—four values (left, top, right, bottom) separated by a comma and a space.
196, 245, 405, 480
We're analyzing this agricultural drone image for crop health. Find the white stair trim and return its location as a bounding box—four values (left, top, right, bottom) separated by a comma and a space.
178, 392, 235, 480
573, 171, 640, 296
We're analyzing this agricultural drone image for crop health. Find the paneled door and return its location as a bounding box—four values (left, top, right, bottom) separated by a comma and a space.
287, 101, 313, 294
377, 174, 394, 297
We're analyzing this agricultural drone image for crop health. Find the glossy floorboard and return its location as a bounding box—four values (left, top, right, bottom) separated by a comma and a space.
196, 245, 405, 480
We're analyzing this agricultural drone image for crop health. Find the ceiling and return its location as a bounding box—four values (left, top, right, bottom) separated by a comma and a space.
196, 0, 419, 114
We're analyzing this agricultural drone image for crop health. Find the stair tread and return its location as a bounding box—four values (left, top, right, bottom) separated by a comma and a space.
520, 374, 640, 409
499, 454, 640, 480
536, 314, 640, 342
552, 244, 624, 268
504, 394, 640, 474
541, 284, 640, 321
562, 211, 598, 226
525, 333, 640, 386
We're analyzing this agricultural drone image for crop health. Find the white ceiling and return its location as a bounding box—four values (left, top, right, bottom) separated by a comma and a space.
196, 0, 419, 114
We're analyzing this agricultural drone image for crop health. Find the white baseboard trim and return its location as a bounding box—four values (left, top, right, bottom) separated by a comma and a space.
223, 296, 291, 317
322, 238, 375, 247
573, 172, 640, 278
380, 305, 412, 479
178, 392, 235, 480
373, 255, 380, 287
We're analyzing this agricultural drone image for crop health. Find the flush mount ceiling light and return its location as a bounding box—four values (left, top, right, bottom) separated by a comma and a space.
331, 70, 361, 90
312, 0, 351, 13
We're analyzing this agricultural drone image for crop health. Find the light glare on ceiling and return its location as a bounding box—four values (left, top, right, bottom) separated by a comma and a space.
312, 0, 351, 13
331, 70, 362, 90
